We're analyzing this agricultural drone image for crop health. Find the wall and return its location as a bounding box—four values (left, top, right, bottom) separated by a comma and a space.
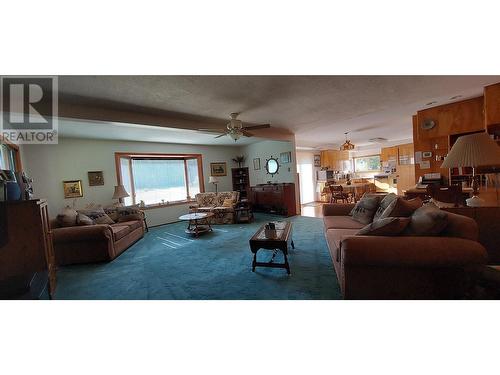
240, 140, 296, 185
21, 137, 242, 226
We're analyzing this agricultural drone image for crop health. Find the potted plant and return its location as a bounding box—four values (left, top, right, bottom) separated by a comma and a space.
232, 155, 245, 168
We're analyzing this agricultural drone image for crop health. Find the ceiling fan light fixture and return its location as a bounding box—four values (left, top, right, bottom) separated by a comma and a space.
340, 132, 355, 151
229, 129, 242, 141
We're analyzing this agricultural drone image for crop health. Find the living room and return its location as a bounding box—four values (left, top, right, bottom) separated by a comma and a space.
2, 2, 500, 374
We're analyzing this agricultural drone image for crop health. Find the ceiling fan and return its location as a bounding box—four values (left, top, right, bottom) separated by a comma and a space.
198, 113, 271, 141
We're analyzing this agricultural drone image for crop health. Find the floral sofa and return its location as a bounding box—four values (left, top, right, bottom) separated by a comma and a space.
190, 191, 240, 224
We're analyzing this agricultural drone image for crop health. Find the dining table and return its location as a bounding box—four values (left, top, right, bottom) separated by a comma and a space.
338, 182, 375, 202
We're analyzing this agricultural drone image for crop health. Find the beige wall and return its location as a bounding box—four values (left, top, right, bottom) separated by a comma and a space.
22, 137, 241, 226
240, 140, 296, 185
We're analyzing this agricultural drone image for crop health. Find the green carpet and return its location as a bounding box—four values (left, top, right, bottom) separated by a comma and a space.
55, 214, 342, 299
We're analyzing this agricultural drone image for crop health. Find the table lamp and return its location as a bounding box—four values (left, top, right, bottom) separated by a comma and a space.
209, 176, 219, 194
112, 185, 130, 206
441, 132, 500, 207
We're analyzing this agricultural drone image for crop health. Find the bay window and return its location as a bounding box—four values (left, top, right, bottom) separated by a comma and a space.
116, 153, 204, 207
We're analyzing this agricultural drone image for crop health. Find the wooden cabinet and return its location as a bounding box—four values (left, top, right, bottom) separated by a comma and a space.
320, 150, 349, 170
381, 146, 398, 164
0, 199, 56, 299
397, 143, 414, 165
250, 183, 297, 216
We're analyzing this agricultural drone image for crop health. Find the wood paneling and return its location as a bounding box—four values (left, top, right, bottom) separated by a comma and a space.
397, 164, 416, 196
484, 82, 500, 130
413, 96, 485, 184
416, 97, 484, 139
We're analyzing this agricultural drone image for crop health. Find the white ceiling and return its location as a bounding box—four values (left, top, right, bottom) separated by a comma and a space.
57, 118, 260, 146
55, 76, 500, 148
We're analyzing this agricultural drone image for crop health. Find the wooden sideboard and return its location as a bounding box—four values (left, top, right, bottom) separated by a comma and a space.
0, 199, 56, 299
250, 183, 297, 216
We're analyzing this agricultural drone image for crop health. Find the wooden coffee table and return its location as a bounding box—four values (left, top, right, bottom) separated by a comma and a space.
249, 221, 294, 274
178, 212, 214, 237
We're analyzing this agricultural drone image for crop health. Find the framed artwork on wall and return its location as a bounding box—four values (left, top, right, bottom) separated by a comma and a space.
88, 171, 104, 186
210, 162, 227, 176
253, 158, 261, 170
280, 151, 292, 164
63, 180, 83, 198
314, 154, 321, 167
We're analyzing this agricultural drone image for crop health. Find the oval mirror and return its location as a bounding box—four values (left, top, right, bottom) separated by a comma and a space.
265, 157, 280, 176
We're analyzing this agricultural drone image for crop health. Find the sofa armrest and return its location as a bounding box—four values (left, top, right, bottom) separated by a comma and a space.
341, 236, 487, 267
322, 203, 355, 217
52, 224, 113, 243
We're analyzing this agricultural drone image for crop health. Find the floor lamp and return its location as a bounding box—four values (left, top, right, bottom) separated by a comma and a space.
441, 132, 500, 207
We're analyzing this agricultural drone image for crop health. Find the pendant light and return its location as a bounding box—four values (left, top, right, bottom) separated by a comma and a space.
340, 132, 355, 151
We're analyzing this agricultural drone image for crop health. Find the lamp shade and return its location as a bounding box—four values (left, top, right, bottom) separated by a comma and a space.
441, 132, 500, 168
112, 185, 130, 199
209, 176, 219, 184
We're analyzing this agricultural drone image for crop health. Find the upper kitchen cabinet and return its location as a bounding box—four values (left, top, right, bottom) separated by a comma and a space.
380, 146, 398, 164
320, 149, 349, 170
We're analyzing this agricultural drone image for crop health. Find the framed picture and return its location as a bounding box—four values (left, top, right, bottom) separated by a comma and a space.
280, 151, 292, 164
253, 158, 261, 170
210, 162, 227, 176
88, 171, 104, 186
314, 154, 321, 167
63, 180, 83, 198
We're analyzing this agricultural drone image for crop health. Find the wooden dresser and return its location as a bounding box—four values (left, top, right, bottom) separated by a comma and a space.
250, 183, 297, 216
0, 199, 56, 299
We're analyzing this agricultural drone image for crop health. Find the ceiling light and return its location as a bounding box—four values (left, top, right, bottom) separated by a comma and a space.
449, 95, 462, 100
425, 101, 437, 106
228, 129, 242, 141
340, 132, 355, 151
369, 137, 388, 143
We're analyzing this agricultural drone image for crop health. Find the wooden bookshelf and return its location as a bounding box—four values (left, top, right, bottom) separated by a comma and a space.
231, 167, 250, 201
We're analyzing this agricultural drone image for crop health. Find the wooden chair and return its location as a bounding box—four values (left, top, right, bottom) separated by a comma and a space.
329, 185, 350, 204
426, 184, 465, 207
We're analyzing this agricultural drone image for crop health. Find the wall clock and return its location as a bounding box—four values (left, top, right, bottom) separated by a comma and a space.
421, 119, 436, 130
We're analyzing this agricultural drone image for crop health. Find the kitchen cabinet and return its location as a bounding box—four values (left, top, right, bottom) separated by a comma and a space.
380, 146, 398, 164
320, 150, 349, 171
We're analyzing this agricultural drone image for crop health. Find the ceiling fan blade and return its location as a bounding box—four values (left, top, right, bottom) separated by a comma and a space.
242, 124, 271, 130
198, 128, 226, 133
241, 130, 254, 137
214, 133, 227, 139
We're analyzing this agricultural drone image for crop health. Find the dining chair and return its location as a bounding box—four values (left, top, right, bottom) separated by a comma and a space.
329, 185, 350, 204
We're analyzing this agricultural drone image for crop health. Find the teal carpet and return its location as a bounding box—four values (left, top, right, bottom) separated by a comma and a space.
55, 214, 342, 299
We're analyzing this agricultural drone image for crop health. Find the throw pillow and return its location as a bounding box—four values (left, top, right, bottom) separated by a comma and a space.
373, 193, 398, 221
357, 217, 411, 236
404, 203, 448, 236
379, 197, 422, 219
76, 213, 94, 226
349, 195, 382, 225
77, 208, 115, 225
222, 198, 234, 208
56, 206, 78, 227
117, 205, 143, 222
104, 207, 119, 222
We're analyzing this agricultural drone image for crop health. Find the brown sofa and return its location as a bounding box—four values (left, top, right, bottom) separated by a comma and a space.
50, 219, 145, 265
323, 203, 488, 299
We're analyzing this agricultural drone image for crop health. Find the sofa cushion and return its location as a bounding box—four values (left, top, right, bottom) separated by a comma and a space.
349, 195, 381, 224
357, 217, 411, 236
373, 193, 398, 221
56, 206, 78, 227
76, 213, 94, 226
104, 207, 120, 222
379, 197, 422, 219
117, 220, 143, 231
324, 216, 365, 230
404, 203, 448, 236
77, 208, 115, 225
110, 225, 131, 241
117, 205, 143, 221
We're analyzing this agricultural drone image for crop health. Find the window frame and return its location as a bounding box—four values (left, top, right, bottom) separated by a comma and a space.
114, 152, 205, 209
0, 136, 22, 172
353, 154, 382, 173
